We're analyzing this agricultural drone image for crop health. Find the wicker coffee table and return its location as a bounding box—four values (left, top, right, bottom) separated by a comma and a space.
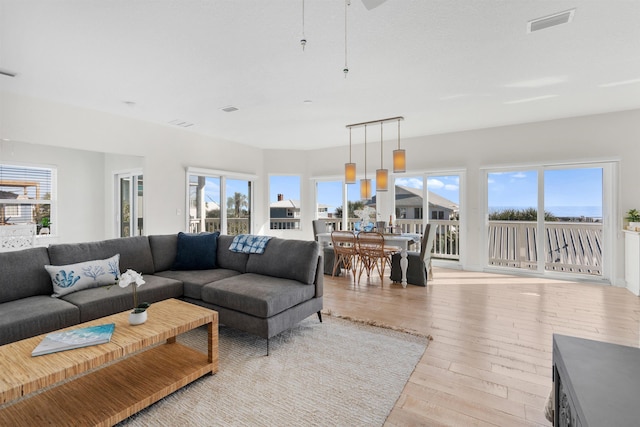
0, 298, 218, 426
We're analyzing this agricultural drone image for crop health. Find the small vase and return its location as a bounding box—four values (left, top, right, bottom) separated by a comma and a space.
129, 310, 147, 325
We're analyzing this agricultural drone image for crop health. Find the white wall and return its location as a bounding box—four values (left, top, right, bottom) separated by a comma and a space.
3, 91, 639, 286
1, 92, 264, 237
0, 139, 106, 243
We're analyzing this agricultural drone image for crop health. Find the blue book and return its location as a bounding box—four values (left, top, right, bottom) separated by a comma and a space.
31, 323, 115, 357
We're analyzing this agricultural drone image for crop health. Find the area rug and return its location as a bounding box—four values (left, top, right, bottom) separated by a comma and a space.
118, 315, 428, 427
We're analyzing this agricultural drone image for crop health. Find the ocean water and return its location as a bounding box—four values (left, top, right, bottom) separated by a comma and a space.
490, 206, 602, 218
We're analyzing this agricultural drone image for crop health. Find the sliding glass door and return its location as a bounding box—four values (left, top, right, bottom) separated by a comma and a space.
486, 164, 606, 278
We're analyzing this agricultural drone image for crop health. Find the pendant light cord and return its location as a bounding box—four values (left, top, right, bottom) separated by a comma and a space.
364, 124, 367, 179
349, 127, 352, 162
344, 0, 349, 77
380, 123, 384, 168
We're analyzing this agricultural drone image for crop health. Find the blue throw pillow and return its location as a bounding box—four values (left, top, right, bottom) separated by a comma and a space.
172, 231, 220, 270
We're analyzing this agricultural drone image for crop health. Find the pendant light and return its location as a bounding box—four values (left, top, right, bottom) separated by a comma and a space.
345, 127, 356, 184
376, 122, 388, 191
360, 124, 371, 199
393, 118, 406, 173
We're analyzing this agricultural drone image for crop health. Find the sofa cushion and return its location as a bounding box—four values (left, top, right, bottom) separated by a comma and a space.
61, 274, 183, 323
48, 236, 155, 274
155, 268, 241, 300
229, 234, 273, 254
46, 254, 120, 298
0, 296, 80, 346
148, 234, 178, 272
216, 235, 249, 273
172, 232, 219, 270
201, 273, 316, 318
245, 238, 319, 285
0, 247, 52, 303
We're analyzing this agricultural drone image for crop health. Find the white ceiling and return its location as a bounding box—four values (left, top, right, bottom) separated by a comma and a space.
1, 0, 640, 150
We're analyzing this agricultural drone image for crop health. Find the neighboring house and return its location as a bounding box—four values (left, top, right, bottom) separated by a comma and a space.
269, 194, 300, 219
366, 185, 458, 220
317, 203, 333, 219
269, 194, 300, 229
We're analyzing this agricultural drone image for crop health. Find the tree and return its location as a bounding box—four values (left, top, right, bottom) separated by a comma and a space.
334, 201, 365, 218
227, 192, 248, 218
489, 207, 558, 221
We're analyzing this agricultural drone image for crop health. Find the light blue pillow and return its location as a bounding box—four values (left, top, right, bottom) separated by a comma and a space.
229, 234, 273, 254
46, 254, 120, 298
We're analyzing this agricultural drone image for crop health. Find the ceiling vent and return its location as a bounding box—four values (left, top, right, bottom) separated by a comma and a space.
168, 119, 194, 128
528, 9, 575, 33
221, 106, 239, 113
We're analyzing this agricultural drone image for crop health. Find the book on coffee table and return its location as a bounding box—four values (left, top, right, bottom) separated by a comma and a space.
32, 323, 116, 357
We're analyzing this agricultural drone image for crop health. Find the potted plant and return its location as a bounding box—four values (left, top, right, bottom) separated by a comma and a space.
39, 217, 51, 235
117, 269, 150, 325
625, 209, 640, 231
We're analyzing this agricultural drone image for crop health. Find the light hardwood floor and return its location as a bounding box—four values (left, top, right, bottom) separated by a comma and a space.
322, 267, 640, 426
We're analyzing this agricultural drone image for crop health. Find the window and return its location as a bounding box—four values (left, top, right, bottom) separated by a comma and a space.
486, 164, 607, 277
1, 164, 55, 234
187, 168, 254, 236
116, 172, 143, 237
269, 175, 300, 230
226, 178, 252, 235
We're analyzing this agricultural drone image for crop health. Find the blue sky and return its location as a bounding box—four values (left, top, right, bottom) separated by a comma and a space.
488, 168, 603, 216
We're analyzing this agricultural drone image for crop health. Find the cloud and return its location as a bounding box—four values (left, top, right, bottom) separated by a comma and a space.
396, 177, 423, 189
426, 178, 444, 190
512, 172, 527, 179
444, 184, 459, 191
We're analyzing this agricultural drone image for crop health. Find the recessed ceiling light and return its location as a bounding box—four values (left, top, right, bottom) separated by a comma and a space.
123, 101, 136, 107
303, 100, 313, 104
221, 106, 239, 113
527, 9, 575, 33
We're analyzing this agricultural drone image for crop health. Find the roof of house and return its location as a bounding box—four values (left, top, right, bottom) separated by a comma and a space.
269, 199, 300, 209
367, 185, 458, 210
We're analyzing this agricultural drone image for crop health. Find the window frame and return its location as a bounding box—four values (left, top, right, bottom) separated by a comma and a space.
0, 162, 57, 235
185, 167, 257, 235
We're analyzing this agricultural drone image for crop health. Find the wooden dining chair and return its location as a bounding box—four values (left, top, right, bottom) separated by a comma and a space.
330, 231, 358, 278
356, 231, 400, 283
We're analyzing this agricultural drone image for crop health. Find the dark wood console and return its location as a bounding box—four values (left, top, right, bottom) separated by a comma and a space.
553, 334, 640, 426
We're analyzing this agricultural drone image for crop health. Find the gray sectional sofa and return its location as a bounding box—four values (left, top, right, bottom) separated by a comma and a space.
0, 233, 323, 348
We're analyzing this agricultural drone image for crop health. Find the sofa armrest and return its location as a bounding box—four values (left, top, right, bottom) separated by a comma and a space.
314, 254, 323, 298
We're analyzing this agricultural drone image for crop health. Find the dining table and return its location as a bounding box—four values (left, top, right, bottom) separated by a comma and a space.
316, 232, 420, 288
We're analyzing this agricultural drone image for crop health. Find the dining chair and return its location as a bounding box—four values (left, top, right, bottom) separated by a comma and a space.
313, 220, 340, 275
390, 223, 437, 286
330, 230, 358, 277
356, 231, 400, 283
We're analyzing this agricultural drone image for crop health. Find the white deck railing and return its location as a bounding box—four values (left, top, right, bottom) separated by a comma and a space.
190, 217, 601, 275
487, 221, 603, 275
